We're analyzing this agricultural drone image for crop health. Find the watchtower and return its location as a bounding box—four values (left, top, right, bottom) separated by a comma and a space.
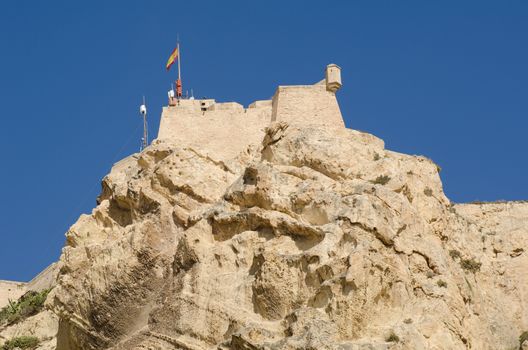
325, 64, 342, 92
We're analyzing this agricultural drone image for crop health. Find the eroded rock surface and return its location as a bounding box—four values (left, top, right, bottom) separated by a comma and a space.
49, 123, 527, 349
0, 310, 58, 350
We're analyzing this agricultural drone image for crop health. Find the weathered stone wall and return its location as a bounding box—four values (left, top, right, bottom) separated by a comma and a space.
0, 280, 26, 309
271, 84, 344, 128
157, 100, 272, 160
26, 262, 59, 292
156, 65, 346, 159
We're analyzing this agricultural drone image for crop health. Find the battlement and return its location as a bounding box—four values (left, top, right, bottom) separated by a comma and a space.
157, 64, 344, 159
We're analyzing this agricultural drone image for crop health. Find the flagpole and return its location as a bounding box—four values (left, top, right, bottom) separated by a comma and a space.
177, 42, 181, 84
176, 38, 182, 99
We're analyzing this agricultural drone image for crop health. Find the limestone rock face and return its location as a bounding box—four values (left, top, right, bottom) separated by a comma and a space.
49, 123, 528, 349
0, 310, 59, 350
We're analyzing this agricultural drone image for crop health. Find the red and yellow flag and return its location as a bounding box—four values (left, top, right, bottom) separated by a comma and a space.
166, 47, 179, 71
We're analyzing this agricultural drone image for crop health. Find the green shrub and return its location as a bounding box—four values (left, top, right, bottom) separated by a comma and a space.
424, 187, 433, 196
1, 336, 39, 350
519, 330, 528, 348
460, 258, 481, 273
437, 279, 448, 288
0, 289, 51, 326
449, 250, 461, 260
373, 152, 381, 161
371, 175, 391, 185
386, 331, 400, 342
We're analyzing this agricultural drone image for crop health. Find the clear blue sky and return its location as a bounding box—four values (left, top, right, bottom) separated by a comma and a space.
0, 1, 527, 281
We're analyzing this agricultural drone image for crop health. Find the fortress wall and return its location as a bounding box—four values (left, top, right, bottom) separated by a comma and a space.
156, 64, 345, 158
271, 84, 345, 128
0, 263, 59, 309
157, 103, 272, 160
245, 103, 273, 120
0, 280, 26, 309
248, 100, 272, 108
26, 262, 59, 292
208, 102, 244, 112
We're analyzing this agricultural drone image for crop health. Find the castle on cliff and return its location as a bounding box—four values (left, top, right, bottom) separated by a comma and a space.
0, 64, 344, 309
156, 64, 345, 158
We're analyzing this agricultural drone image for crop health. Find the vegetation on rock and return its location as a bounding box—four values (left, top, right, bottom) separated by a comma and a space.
386, 332, 400, 342
1, 336, 39, 350
449, 249, 461, 260
0, 289, 51, 326
460, 258, 482, 273
370, 175, 391, 185
519, 331, 528, 349
437, 279, 448, 288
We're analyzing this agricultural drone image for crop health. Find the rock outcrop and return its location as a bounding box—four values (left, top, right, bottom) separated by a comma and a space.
45, 122, 527, 349
0, 310, 58, 350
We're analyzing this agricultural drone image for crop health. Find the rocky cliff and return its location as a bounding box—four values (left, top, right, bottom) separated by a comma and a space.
41, 121, 525, 350
2, 122, 526, 349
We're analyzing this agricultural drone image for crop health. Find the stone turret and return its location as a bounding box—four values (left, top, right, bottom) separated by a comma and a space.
325, 63, 342, 92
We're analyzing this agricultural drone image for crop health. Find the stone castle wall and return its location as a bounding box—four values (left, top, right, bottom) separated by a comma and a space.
26, 262, 59, 292
157, 100, 272, 159
271, 83, 344, 128
156, 65, 345, 158
0, 280, 26, 309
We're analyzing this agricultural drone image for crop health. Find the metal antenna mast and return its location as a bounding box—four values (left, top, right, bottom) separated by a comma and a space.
139, 96, 148, 151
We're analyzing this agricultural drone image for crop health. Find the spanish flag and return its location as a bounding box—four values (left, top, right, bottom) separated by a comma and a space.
166, 47, 179, 71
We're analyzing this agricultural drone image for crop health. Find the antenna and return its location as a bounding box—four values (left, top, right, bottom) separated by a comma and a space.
139, 96, 148, 151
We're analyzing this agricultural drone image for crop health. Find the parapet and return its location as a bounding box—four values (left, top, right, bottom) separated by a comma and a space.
156, 64, 346, 159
